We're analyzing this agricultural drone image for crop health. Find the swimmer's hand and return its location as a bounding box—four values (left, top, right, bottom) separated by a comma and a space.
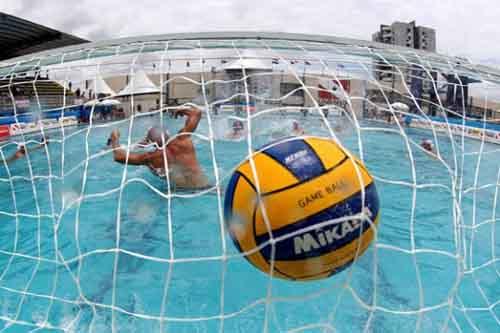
171, 109, 187, 119
170, 107, 202, 134
171, 107, 200, 119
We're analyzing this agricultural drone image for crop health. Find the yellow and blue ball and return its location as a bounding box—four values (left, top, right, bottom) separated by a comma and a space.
224, 136, 380, 281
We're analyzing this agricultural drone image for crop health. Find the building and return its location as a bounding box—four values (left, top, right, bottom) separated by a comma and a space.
371, 21, 498, 120
372, 20, 436, 52
372, 21, 436, 85
97, 56, 366, 118
371, 21, 438, 113
372, 21, 436, 84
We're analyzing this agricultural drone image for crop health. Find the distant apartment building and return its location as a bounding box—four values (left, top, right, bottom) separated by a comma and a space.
372, 21, 437, 84
371, 21, 438, 112
372, 21, 436, 52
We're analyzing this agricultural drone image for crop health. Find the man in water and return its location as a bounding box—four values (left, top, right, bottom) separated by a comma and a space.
226, 119, 244, 139
420, 139, 435, 154
108, 107, 209, 190
291, 120, 305, 136
4, 136, 48, 164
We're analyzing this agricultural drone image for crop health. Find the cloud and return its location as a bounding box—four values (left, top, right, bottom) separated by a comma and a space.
2, 0, 500, 61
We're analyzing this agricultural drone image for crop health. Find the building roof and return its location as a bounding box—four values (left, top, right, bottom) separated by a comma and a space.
1, 31, 499, 86
0, 12, 89, 61
116, 70, 160, 97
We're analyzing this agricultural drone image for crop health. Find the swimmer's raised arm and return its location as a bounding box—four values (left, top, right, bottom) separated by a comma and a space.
109, 129, 156, 165
172, 107, 202, 136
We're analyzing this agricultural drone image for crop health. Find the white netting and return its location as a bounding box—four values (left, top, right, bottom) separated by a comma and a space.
0, 36, 499, 332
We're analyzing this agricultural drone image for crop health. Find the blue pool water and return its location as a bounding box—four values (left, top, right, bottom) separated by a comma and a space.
0, 113, 499, 332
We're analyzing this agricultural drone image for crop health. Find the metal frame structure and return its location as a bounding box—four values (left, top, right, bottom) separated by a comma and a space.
2, 31, 444, 63
0, 12, 88, 61
1, 31, 499, 85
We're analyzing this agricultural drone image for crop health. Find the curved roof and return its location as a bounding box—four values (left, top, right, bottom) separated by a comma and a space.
0, 12, 88, 61
0, 31, 499, 84
1, 31, 435, 62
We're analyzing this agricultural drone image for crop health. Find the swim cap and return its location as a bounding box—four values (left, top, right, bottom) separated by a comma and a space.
147, 126, 169, 147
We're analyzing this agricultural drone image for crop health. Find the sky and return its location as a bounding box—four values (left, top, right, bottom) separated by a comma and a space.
2, 0, 500, 64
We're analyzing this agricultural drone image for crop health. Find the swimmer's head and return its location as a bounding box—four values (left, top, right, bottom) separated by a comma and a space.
17, 144, 26, 153
422, 139, 433, 146
145, 126, 169, 147
232, 120, 244, 134
421, 139, 434, 150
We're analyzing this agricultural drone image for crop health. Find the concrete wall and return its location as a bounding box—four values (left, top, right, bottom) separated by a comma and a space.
117, 94, 160, 116
391, 21, 415, 48
415, 26, 436, 52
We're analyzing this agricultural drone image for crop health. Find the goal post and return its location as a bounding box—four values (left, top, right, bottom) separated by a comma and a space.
0, 33, 498, 332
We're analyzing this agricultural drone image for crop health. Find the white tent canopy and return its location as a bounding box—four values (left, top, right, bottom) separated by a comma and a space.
90, 76, 115, 96
116, 69, 160, 97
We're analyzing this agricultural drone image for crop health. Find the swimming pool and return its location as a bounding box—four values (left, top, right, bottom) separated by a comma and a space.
0, 111, 498, 332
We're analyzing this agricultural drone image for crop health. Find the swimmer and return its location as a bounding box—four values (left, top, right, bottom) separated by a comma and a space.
291, 120, 305, 136
4, 136, 49, 164
420, 139, 436, 155
226, 119, 245, 139
108, 107, 209, 189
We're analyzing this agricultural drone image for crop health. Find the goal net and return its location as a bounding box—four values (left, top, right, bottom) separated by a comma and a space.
0, 35, 498, 332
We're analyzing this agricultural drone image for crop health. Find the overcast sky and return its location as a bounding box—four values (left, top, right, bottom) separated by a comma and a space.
3, 0, 500, 64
